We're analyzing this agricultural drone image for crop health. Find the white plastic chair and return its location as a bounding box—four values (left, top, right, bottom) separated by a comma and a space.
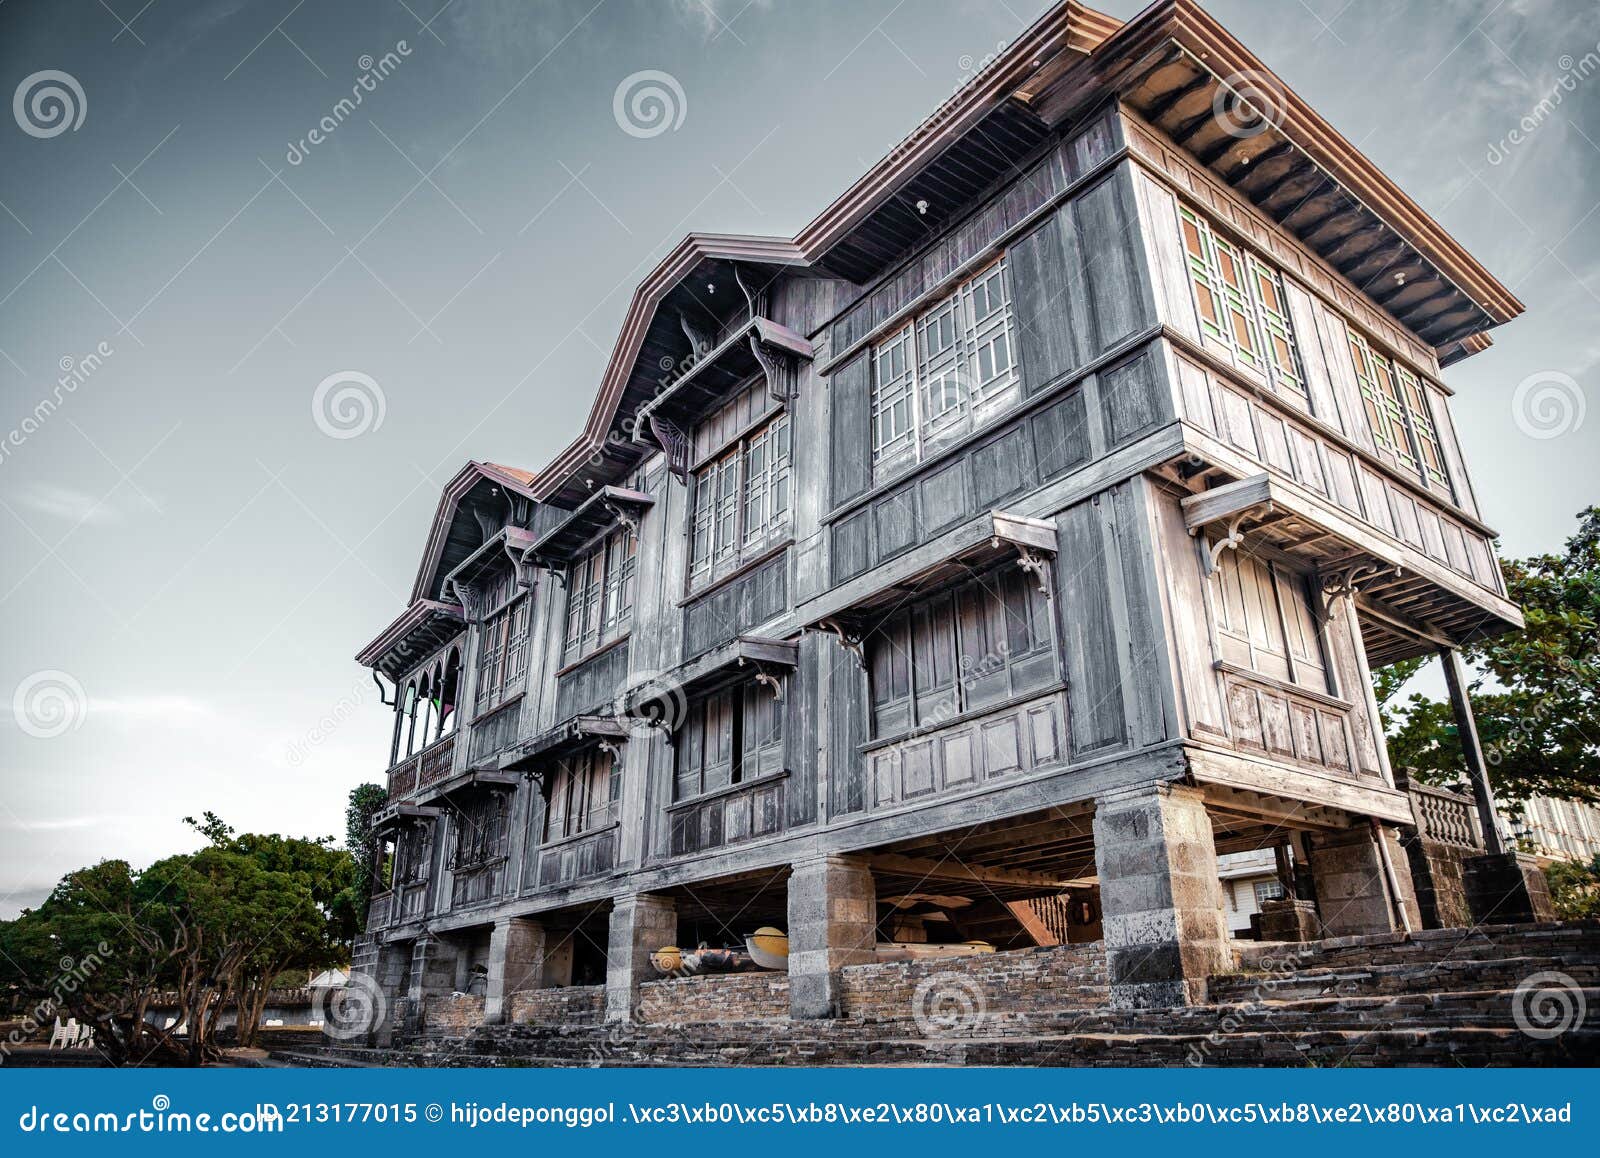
47, 1018, 72, 1049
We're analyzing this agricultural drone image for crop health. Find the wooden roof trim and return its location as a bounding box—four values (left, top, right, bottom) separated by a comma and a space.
1039, 0, 1520, 327
528, 233, 805, 503
355, 598, 464, 669
791, 1, 1122, 261
407, 459, 540, 604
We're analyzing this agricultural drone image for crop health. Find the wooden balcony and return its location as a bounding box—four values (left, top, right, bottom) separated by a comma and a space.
386, 733, 457, 801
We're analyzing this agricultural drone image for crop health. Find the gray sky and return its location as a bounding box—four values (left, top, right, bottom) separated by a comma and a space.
1, 0, 1596, 919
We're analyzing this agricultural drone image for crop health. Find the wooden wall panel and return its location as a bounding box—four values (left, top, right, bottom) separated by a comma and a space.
682, 553, 790, 659
552, 638, 631, 724
829, 352, 873, 506
1056, 495, 1128, 756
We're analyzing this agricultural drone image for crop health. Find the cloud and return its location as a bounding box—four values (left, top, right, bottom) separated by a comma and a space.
11, 483, 159, 527
0, 816, 106, 832
671, 0, 770, 39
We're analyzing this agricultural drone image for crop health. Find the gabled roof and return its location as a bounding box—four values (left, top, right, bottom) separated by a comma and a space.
408, 460, 539, 604
528, 234, 806, 506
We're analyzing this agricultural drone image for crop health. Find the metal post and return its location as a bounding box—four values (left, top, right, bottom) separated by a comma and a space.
1439, 646, 1506, 856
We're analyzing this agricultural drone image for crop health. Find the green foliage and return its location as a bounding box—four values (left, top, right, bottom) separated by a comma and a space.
345, 783, 388, 932
1378, 506, 1600, 805
0, 815, 359, 1063
1546, 855, 1600, 921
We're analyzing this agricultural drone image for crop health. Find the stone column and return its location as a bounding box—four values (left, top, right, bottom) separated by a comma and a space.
1307, 824, 1418, 937
1463, 851, 1556, 925
1092, 782, 1229, 1008
484, 917, 548, 1024
369, 939, 412, 1047
787, 854, 877, 1019
605, 893, 676, 1023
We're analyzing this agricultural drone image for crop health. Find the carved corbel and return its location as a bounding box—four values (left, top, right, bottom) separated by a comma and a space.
680, 311, 716, 362
752, 667, 785, 701
1320, 561, 1401, 609
601, 497, 640, 538
819, 619, 866, 669
1201, 513, 1252, 577
648, 413, 693, 485
1016, 547, 1053, 598
733, 264, 769, 321
750, 334, 797, 404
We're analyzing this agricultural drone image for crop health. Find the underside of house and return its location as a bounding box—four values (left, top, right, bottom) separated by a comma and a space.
335, 0, 1591, 1064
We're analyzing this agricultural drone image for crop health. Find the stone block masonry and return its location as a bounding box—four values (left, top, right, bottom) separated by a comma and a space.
1093, 782, 1230, 1007
509, 985, 604, 1026
639, 972, 791, 1023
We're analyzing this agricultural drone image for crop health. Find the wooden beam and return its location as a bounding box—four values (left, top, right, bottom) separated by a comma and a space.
868, 853, 1073, 890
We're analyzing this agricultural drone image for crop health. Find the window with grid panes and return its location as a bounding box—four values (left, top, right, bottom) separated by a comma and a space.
449, 793, 510, 868
562, 526, 635, 663
1179, 207, 1306, 401
687, 389, 791, 591
865, 564, 1056, 741
474, 569, 529, 715
1346, 330, 1449, 489
542, 745, 619, 842
674, 678, 784, 801
868, 259, 1020, 477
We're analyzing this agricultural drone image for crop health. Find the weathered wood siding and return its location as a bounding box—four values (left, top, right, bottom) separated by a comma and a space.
681, 552, 789, 659
552, 639, 631, 723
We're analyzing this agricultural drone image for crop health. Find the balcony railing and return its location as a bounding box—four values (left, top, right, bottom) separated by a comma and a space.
1404, 777, 1483, 850
386, 733, 457, 801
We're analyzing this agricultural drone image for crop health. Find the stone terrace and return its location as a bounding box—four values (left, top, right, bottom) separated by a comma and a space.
277, 922, 1600, 1068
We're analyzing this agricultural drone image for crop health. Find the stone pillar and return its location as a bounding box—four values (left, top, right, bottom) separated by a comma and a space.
1307, 824, 1418, 937
1256, 898, 1322, 942
1464, 852, 1555, 925
369, 939, 412, 1047
605, 893, 676, 1023
1092, 782, 1229, 1008
787, 854, 877, 1019
484, 917, 548, 1025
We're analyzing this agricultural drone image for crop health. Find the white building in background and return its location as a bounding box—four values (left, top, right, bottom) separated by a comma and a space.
1217, 850, 1284, 937
1506, 796, 1600, 864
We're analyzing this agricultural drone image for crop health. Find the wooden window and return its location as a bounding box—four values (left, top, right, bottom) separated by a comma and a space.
1212, 550, 1330, 694
687, 411, 791, 589
563, 526, 636, 663
474, 570, 529, 716
543, 746, 618, 842
449, 793, 509, 869
866, 564, 1056, 740
1253, 879, 1285, 906
869, 259, 1020, 477
1180, 207, 1305, 401
1347, 329, 1449, 489
674, 679, 784, 801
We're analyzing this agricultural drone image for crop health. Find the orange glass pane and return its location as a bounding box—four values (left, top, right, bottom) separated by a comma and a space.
1181, 217, 1204, 258
1256, 271, 1281, 313
1230, 307, 1255, 352
1218, 247, 1243, 289
1194, 280, 1220, 325
1272, 335, 1293, 372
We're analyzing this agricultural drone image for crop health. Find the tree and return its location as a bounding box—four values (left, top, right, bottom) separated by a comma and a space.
345, 783, 387, 932
1546, 855, 1600, 921
0, 816, 360, 1063
1378, 506, 1600, 806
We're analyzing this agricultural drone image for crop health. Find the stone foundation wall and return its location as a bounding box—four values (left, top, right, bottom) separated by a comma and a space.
638, 972, 791, 1023
508, 985, 605, 1026
1402, 835, 1474, 929
422, 994, 485, 1032
838, 942, 1108, 1021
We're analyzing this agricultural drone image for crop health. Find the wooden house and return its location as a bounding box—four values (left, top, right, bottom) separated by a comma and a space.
352, 0, 1528, 1027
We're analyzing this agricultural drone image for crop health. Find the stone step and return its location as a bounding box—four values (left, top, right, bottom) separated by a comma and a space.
323, 1025, 1600, 1069
1210, 955, 1600, 1003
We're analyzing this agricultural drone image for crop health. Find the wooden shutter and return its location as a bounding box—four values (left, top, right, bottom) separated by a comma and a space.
829, 352, 872, 506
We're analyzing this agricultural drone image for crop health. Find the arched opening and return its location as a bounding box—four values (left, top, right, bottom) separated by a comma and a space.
439, 648, 461, 736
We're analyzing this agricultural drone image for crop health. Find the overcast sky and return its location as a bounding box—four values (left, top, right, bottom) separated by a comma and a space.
1, 0, 1596, 919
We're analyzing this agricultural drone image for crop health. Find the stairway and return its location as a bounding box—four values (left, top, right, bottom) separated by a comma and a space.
273, 922, 1600, 1068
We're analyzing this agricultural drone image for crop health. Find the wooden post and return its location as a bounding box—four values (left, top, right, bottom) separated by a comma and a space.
1439, 647, 1505, 856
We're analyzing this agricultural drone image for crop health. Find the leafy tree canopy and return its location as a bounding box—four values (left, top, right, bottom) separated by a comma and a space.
1378, 506, 1599, 806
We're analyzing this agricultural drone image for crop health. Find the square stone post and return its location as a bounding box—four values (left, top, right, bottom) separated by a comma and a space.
368, 939, 412, 1047
484, 916, 548, 1025
1307, 823, 1418, 937
787, 854, 877, 1019
1093, 782, 1229, 1008
605, 893, 676, 1023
